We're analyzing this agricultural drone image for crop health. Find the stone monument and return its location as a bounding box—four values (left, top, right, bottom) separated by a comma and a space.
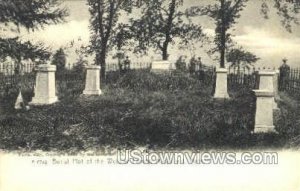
30, 64, 58, 105
82, 65, 102, 95
213, 67, 229, 99
258, 70, 278, 110
253, 90, 276, 133
151, 60, 174, 73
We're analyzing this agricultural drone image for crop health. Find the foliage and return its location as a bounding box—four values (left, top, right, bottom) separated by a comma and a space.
260, 0, 300, 32
174, 56, 187, 71
0, 0, 68, 62
0, 0, 68, 30
130, 0, 206, 60
187, 0, 299, 68
0, 37, 51, 62
200, 0, 248, 68
51, 48, 67, 71
87, 0, 138, 78
72, 56, 87, 75
226, 47, 259, 69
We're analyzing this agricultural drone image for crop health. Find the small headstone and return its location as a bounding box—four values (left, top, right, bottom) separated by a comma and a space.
258, 70, 278, 110
82, 65, 102, 95
253, 90, 277, 133
151, 60, 174, 73
14, 91, 24, 110
213, 67, 229, 99
30, 64, 58, 105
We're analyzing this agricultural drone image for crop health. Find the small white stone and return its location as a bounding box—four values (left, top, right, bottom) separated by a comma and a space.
258, 70, 278, 110
30, 64, 58, 105
82, 65, 102, 95
253, 90, 277, 133
213, 67, 229, 99
14, 91, 24, 110
151, 60, 174, 73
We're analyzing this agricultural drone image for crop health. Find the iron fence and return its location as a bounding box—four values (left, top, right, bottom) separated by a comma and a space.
190, 63, 216, 85
228, 66, 259, 90
279, 67, 300, 98
106, 62, 152, 71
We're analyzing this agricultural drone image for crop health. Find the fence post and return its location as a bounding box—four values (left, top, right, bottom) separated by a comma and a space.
213, 67, 229, 99
82, 65, 102, 95
30, 64, 58, 105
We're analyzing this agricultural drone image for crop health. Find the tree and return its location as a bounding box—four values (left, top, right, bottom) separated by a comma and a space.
260, 0, 299, 33
111, 23, 134, 67
188, 0, 299, 68
87, 0, 137, 80
130, 0, 206, 61
226, 47, 259, 73
0, 38, 51, 62
0, 0, 68, 63
203, 0, 248, 68
51, 48, 67, 71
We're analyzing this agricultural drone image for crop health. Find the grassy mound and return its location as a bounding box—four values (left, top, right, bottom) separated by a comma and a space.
0, 70, 297, 151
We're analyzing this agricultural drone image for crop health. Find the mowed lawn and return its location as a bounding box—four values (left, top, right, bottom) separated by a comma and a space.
0, 70, 299, 152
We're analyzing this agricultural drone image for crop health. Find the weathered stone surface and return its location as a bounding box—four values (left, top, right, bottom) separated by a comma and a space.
258, 70, 278, 110
30, 64, 58, 105
213, 67, 229, 99
83, 65, 102, 95
151, 60, 174, 73
253, 90, 277, 133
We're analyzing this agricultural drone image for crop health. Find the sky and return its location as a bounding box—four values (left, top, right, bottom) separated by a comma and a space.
9, 0, 300, 68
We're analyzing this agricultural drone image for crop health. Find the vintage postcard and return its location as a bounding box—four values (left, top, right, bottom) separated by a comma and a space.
0, 0, 300, 190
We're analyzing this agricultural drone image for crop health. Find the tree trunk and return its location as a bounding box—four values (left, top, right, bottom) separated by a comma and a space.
220, 0, 226, 68
95, 49, 106, 83
100, 51, 106, 82
220, 46, 225, 68
162, 44, 168, 61
160, 0, 175, 61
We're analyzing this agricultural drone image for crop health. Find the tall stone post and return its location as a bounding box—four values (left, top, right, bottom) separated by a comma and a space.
253, 90, 276, 133
213, 67, 229, 99
30, 64, 58, 105
258, 71, 278, 110
82, 65, 102, 95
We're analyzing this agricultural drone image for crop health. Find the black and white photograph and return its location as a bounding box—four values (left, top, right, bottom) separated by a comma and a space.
0, 0, 300, 190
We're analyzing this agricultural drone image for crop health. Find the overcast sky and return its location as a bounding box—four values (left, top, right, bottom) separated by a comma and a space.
15, 0, 300, 68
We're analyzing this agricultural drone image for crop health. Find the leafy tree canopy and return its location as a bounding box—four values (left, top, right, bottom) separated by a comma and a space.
0, 0, 68, 62
130, 0, 207, 60
51, 47, 67, 71
226, 47, 259, 68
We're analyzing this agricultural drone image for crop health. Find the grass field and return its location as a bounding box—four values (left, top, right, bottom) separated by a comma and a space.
0, 70, 299, 152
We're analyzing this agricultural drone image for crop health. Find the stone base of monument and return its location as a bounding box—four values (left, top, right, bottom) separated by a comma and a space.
253, 90, 277, 133
83, 89, 102, 95
213, 67, 229, 99
151, 60, 174, 73
30, 97, 59, 105
82, 65, 102, 96
30, 64, 58, 105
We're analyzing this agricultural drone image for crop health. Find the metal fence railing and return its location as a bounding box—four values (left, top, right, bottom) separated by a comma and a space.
279, 67, 300, 98
0, 61, 153, 98
227, 66, 259, 90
